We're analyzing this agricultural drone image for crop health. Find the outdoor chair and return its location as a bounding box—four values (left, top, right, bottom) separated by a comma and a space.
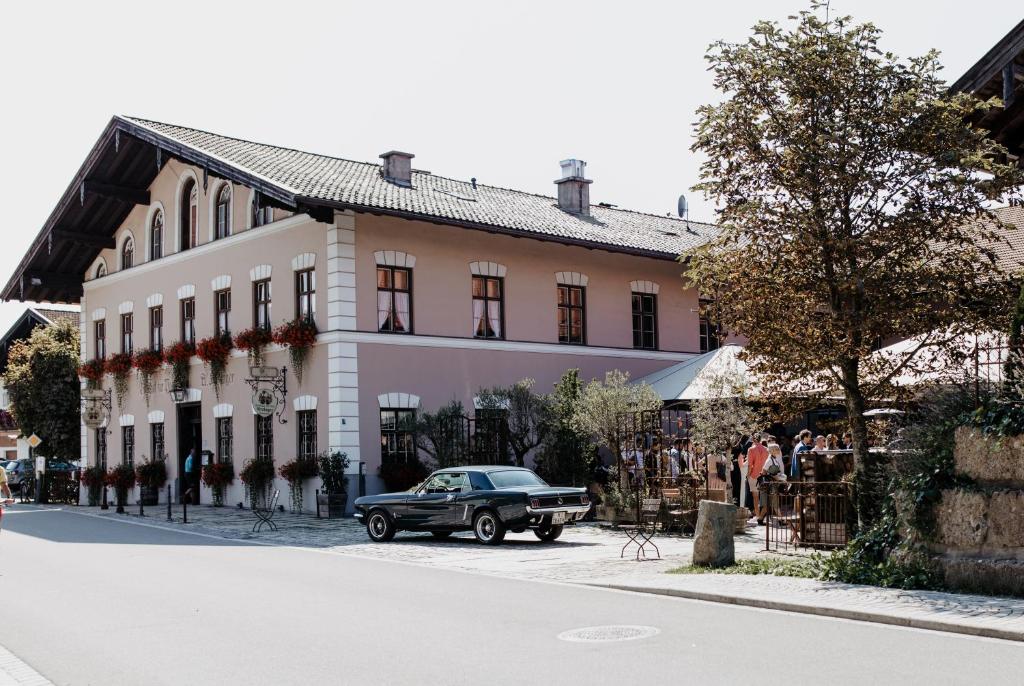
252, 489, 281, 533
620, 498, 662, 561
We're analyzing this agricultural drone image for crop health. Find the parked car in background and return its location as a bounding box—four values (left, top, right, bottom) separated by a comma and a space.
3, 459, 78, 492
354, 466, 590, 545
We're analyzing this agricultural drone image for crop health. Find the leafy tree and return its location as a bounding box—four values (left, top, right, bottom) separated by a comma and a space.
3, 320, 81, 459
535, 369, 592, 486
415, 399, 469, 469
686, 6, 1022, 525
689, 361, 758, 460
1004, 283, 1024, 394
572, 369, 662, 471
477, 378, 549, 467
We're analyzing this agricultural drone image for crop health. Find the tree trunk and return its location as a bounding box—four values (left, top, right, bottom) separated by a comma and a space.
840, 358, 875, 532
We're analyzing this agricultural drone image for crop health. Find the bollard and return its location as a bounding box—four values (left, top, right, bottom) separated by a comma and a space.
167, 485, 172, 521
101, 485, 109, 510
138, 497, 145, 518
315, 489, 321, 519
182, 489, 190, 524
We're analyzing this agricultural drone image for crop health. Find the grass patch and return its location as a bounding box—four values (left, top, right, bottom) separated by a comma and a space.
669, 556, 817, 578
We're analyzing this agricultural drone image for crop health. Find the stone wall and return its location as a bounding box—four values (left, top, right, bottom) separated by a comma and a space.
934, 428, 1024, 595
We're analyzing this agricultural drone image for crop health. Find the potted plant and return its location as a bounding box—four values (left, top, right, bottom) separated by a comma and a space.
239, 457, 275, 509
78, 358, 106, 391
316, 451, 350, 518
163, 341, 194, 391
234, 326, 273, 367
279, 455, 319, 513
196, 334, 233, 399
273, 318, 317, 385
105, 352, 133, 411
134, 456, 168, 505
80, 465, 106, 506
106, 463, 136, 514
132, 349, 164, 406
201, 461, 235, 507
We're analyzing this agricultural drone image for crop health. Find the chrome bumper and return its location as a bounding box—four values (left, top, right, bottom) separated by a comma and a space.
526, 504, 590, 516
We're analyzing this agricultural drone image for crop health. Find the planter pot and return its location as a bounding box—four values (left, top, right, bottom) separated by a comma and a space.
317, 492, 347, 518
140, 486, 159, 506
596, 505, 618, 522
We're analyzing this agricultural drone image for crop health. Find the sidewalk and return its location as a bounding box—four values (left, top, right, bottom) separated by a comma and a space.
588, 572, 1024, 642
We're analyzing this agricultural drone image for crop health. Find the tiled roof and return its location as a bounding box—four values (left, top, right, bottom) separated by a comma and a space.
974, 205, 1024, 274
123, 117, 720, 259
33, 307, 80, 329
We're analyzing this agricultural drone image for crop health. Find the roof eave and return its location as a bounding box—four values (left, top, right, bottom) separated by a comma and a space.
295, 195, 689, 263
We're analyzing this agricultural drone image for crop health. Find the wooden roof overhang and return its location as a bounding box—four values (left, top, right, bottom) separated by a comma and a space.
1, 116, 306, 304
952, 19, 1024, 166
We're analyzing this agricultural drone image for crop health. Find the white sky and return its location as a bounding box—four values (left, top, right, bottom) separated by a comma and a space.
0, 0, 1019, 335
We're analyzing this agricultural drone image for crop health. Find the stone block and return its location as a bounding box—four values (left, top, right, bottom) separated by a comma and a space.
693, 500, 738, 567
987, 490, 1024, 549
939, 556, 1024, 597
935, 490, 989, 548
954, 427, 1024, 485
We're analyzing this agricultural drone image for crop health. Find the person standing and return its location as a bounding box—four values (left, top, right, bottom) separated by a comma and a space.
669, 439, 683, 480
744, 434, 769, 523
183, 448, 197, 504
791, 429, 812, 479
730, 434, 748, 506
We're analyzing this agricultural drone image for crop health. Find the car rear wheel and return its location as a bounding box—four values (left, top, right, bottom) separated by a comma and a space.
473, 510, 506, 545
534, 524, 564, 542
430, 531, 453, 539
366, 510, 396, 542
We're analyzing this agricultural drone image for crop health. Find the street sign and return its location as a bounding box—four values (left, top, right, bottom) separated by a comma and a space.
27, 434, 42, 449
249, 366, 280, 379
35, 455, 45, 474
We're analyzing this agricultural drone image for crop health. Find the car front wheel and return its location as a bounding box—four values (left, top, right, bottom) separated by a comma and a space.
534, 524, 564, 542
366, 510, 396, 542
473, 510, 506, 545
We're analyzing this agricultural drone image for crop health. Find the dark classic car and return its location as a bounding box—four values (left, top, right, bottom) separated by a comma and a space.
353, 466, 590, 545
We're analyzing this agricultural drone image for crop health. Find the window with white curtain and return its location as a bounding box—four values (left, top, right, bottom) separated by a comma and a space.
377, 266, 412, 333
472, 275, 503, 339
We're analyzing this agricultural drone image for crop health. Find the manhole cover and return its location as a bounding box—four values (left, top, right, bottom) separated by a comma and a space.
557, 625, 660, 643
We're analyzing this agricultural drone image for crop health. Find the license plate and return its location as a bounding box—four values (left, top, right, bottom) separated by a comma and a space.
551, 511, 567, 525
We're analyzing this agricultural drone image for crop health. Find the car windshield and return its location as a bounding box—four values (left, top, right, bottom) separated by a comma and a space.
487, 470, 547, 489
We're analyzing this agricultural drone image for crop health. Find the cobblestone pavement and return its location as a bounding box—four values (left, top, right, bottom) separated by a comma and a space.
591, 573, 1024, 641
79, 504, 772, 583
70, 504, 1024, 641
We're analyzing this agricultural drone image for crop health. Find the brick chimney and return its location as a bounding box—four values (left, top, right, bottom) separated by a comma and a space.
554, 159, 592, 215
380, 150, 415, 187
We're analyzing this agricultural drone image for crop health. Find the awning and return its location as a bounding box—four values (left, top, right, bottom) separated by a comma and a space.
633, 344, 752, 401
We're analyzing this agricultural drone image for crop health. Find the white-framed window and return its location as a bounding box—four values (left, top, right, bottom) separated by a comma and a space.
215, 184, 232, 240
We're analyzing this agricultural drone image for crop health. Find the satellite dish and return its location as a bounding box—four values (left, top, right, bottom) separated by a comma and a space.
677, 195, 688, 219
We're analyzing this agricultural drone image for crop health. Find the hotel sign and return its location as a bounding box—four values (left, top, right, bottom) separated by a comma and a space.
251, 387, 279, 418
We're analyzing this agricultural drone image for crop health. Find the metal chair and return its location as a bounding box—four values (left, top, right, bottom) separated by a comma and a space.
252, 489, 281, 532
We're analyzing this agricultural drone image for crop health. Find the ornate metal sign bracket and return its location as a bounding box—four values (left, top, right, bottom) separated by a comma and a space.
245, 365, 288, 424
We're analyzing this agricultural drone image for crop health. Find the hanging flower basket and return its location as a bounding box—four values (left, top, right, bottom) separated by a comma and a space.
79, 358, 106, 391
105, 353, 133, 411
279, 456, 319, 513
240, 457, 275, 508
273, 318, 317, 385
196, 334, 234, 399
163, 341, 195, 392
201, 461, 235, 506
234, 326, 273, 367
80, 465, 107, 506
132, 349, 164, 407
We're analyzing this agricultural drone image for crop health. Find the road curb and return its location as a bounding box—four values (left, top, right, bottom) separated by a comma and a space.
0, 643, 54, 686
586, 582, 1024, 643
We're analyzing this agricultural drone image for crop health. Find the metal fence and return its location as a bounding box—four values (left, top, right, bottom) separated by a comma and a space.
761, 481, 852, 552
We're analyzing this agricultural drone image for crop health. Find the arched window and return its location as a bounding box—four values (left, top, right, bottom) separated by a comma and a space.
150, 209, 163, 261
180, 179, 198, 251
215, 184, 231, 239
251, 195, 273, 228
121, 236, 134, 270
96, 262, 107, 279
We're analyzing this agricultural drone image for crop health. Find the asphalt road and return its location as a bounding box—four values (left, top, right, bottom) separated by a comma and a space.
1, 506, 1021, 686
